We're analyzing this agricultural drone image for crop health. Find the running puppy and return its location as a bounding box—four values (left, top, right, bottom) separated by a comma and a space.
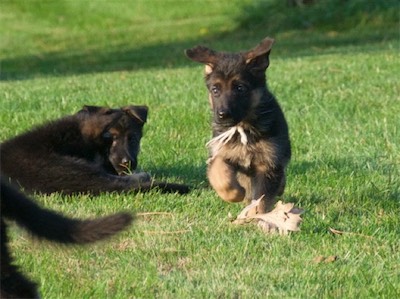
185, 37, 291, 213
0, 178, 133, 298
0, 105, 189, 195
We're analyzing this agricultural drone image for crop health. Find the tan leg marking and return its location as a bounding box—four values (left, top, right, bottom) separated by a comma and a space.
207, 156, 245, 202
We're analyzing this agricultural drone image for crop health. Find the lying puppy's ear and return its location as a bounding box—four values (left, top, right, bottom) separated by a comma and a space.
79, 106, 119, 138
244, 37, 274, 73
185, 46, 218, 74
123, 105, 148, 124
79, 105, 113, 115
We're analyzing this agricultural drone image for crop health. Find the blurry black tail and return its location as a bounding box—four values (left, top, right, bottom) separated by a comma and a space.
0, 179, 133, 244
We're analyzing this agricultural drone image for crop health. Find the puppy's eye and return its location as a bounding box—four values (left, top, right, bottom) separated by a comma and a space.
211, 85, 220, 96
235, 84, 248, 93
103, 132, 112, 139
103, 131, 116, 141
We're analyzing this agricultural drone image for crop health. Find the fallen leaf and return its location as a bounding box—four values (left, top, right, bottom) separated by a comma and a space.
233, 198, 304, 235
235, 196, 263, 220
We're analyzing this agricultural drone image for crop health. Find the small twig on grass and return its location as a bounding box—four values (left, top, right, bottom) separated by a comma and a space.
329, 227, 374, 239
136, 212, 174, 216
143, 230, 190, 235
313, 255, 338, 264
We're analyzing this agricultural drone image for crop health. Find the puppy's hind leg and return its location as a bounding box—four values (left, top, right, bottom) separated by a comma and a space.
252, 166, 286, 213
207, 156, 245, 202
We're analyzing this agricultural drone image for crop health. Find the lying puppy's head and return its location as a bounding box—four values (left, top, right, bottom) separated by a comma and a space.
78, 105, 148, 175
185, 37, 274, 128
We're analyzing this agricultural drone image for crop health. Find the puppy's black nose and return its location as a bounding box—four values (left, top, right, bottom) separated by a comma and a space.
218, 109, 230, 119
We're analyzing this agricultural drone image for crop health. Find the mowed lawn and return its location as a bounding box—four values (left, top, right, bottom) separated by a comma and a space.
0, 1, 399, 298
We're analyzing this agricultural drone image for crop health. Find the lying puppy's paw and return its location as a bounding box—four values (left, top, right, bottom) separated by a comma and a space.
130, 172, 152, 183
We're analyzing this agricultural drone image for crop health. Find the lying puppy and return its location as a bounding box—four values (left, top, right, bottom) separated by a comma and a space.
1, 178, 133, 298
0, 105, 189, 195
185, 37, 291, 213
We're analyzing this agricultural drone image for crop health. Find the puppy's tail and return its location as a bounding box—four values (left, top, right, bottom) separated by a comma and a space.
1, 179, 133, 244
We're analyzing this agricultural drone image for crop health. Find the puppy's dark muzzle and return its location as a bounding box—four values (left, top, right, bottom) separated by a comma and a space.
217, 108, 231, 120
215, 108, 238, 127
117, 158, 137, 175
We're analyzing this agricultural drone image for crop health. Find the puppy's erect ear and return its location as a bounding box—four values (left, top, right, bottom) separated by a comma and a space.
185, 46, 218, 74
123, 105, 148, 124
244, 37, 274, 73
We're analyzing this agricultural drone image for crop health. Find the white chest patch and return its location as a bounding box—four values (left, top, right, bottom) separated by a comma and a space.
206, 126, 249, 160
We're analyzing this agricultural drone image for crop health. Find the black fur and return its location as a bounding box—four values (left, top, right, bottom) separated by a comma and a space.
0, 105, 189, 195
0, 178, 133, 298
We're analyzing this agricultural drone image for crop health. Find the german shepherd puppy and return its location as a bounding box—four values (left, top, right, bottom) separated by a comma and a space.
0, 105, 189, 195
1, 178, 133, 298
185, 37, 291, 213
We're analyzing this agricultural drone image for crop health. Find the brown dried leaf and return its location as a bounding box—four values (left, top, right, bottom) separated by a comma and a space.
233, 199, 304, 234
235, 197, 263, 219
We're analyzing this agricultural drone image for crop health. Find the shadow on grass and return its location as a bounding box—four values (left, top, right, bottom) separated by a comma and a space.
145, 163, 207, 190
0, 41, 197, 81
1, 0, 398, 81
288, 157, 399, 202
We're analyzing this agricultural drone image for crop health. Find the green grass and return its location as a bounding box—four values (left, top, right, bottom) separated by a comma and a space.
1, 0, 399, 298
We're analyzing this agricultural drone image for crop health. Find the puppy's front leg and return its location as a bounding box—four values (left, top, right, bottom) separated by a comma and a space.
128, 172, 152, 183
207, 156, 245, 202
